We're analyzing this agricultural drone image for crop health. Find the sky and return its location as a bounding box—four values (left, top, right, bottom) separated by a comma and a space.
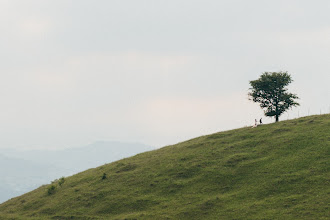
0, 0, 329, 149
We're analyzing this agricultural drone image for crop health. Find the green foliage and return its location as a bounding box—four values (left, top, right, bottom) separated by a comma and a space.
249, 71, 299, 122
58, 177, 65, 187
47, 185, 56, 195
0, 115, 329, 219
101, 173, 107, 180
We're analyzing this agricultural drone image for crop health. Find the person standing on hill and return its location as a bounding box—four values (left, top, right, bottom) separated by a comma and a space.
252, 119, 258, 128
260, 118, 262, 125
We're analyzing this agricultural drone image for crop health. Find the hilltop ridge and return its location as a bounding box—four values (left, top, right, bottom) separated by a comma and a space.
0, 115, 329, 219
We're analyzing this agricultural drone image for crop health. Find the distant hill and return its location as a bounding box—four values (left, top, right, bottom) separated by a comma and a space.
0, 115, 329, 219
0, 142, 154, 203
2, 141, 154, 174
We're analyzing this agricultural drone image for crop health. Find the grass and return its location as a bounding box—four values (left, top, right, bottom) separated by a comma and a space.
0, 115, 329, 219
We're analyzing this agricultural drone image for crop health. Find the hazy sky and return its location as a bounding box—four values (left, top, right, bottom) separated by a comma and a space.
1, 0, 329, 149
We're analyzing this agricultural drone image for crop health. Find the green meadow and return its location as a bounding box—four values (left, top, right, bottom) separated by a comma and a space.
0, 115, 329, 219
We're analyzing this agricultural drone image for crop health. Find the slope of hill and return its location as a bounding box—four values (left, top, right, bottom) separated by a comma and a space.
0, 141, 154, 203
0, 154, 66, 204
0, 115, 329, 219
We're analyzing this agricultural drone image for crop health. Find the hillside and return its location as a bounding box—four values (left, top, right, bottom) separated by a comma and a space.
0, 115, 329, 219
0, 154, 65, 204
0, 142, 153, 204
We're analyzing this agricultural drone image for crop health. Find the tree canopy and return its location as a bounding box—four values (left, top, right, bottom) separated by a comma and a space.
249, 72, 299, 122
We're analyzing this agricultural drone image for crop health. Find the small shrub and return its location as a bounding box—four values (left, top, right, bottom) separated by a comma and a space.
47, 185, 56, 195
102, 173, 107, 180
58, 177, 65, 187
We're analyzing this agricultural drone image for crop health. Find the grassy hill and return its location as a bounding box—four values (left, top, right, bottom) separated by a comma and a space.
0, 115, 329, 219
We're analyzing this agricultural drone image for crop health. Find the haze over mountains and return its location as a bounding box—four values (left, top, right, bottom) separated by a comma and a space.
0, 154, 62, 204
0, 141, 154, 203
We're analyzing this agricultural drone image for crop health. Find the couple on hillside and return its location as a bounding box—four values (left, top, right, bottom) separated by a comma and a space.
252, 118, 262, 128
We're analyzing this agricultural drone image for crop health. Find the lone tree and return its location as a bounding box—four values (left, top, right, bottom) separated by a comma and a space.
248, 71, 299, 122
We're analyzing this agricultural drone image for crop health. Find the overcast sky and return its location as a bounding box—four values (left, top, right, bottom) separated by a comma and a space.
1, 0, 329, 149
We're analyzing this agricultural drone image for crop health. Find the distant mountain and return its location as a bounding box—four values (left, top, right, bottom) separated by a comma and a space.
0, 141, 154, 203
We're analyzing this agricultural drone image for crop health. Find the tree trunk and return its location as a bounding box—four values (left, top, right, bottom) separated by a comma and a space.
275, 100, 279, 122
